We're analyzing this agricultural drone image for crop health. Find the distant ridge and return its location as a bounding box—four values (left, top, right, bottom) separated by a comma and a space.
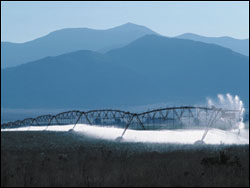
2, 35, 249, 109
177, 33, 249, 56
1, 23, 158, 68
2, 23, 249, 68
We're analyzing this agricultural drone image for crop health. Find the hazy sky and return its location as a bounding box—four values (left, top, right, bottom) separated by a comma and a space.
1, 1, 249, 43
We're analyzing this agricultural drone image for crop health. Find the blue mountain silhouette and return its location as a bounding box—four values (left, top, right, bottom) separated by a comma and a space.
2, 23, 249, 69
177, 33, 249, 56
1, 35, 249, 109
1, 50, 156, 108
1, 23, 158, 68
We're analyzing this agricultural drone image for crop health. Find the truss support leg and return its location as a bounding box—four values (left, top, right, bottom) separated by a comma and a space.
71, 113, 83, 130
84, 113, 92, 125
121, 116, 134, 137
135, 115, 146, 130
201, 109, 221, 142
55, 118, 61, 126
115, 115, 134, 142
44, 116, 55, 131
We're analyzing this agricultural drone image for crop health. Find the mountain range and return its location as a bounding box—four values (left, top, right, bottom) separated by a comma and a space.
177, 33, 249, 56
1, 23, 158, 68
2, 34, 249, 109
1, 23, 249, 69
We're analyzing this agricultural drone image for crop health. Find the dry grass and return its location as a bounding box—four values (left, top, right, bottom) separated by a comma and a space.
1, 131, 249, 187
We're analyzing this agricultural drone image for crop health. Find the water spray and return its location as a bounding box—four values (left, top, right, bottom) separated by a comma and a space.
1, 94, 248, 145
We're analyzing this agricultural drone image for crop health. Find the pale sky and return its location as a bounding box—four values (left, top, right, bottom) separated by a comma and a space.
1, 1, 249, 43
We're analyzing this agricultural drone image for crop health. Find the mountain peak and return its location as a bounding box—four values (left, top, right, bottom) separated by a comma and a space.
2, 31, 248, 109
118, 22, 144, 28
124, 22, 136, 26
1, 22, 161, 68
110, 22, 158, 34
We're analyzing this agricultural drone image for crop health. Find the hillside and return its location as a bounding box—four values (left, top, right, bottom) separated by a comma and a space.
106, 35, 249, 103
1, 35, 249, 108
1, 23, 158, 68
177, 33, 249, 56
1, 50, 155, 108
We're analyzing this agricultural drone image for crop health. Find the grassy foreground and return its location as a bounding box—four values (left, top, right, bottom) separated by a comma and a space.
1, 131, 249, 187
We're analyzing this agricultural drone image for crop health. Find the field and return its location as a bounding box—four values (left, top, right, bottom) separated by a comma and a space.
1, 131, 249, 187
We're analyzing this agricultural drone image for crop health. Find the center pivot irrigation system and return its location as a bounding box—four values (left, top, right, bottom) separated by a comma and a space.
1, 106, 242, 143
